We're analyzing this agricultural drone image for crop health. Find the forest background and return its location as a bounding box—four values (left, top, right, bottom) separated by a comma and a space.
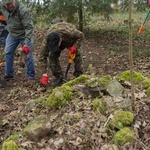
18, 0, 150, 59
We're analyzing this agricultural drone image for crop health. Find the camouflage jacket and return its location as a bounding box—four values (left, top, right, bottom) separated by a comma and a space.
40, 22, 84, 68
1, 0, 34, 46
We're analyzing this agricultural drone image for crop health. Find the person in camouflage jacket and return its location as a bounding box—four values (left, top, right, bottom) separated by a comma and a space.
40, 22, 84, 87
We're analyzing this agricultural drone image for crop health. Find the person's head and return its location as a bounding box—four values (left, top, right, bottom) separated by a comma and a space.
47, 32, 62, 52
2, 0, 16, 11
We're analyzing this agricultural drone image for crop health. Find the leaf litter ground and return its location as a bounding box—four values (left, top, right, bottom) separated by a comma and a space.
0, 30, 150, 150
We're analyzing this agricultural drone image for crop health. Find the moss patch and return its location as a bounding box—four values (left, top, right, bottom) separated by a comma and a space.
92, 98, 106, 114
1, 140, 19, 150
100, 75, 112, 88
116, 70, 145, 84
46, 85, 72, 108
6, 132, 20, 141
108, 110, 134, 129
84, 75, 112, 88
85, 76, 101, 88
146, 87, 150, 97
63, 74, 90, 87
142, 78, 150, 89
113, 127, 135, 146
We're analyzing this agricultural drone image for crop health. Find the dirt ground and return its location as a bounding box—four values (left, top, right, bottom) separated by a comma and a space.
0, 30, 150, 149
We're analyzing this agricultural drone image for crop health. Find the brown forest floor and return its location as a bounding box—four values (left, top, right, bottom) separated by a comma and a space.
0, 29, 150, 149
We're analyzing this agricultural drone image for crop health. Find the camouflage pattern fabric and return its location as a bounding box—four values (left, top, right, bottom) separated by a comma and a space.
51, 17, 63, 24
40, 22, 84, 78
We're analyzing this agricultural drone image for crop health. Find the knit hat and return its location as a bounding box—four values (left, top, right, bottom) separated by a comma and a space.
47, 32, 60, 52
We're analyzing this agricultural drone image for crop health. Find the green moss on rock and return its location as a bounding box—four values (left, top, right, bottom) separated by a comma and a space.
1, 140, 19, 150
146, 87, 150, 97
46, 85, 72, 108
116, 70, 145, 84
108, 110, 134, 129
84, 75, 112, 88
113, 127, 135, 146
85, 76, 101, 88
142, 79, 150, 89
6, 132, 20, 141
100, 75, 112, 88
63, 74, 90, 87
92, 98, 106, 114
24, 117, 51, 141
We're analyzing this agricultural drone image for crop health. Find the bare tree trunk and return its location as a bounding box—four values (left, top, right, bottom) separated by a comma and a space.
128, 0, 135, 111
78, 0, 83, 31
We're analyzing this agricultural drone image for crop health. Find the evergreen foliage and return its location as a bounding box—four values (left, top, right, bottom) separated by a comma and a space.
16, 0, 149, 29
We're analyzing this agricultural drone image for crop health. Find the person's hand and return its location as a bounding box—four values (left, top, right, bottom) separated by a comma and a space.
69, 46, 77, 54
22, 45, 30, 54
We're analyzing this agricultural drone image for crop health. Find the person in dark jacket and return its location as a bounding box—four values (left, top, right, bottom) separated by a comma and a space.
0, 10, 8, 63
40, 22, 84, 87
0, 10, 8, 47
1, 0, 35, 82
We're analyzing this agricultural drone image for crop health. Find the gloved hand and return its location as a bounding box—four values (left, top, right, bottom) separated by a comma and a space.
69, 46, 77, 54
22, 45, 30, 54
19, 46, 30, 68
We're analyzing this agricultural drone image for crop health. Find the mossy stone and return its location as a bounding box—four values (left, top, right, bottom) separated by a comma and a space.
46, 85, 72, 108
1, 140, 19, 150
24, 117, 51, 141
113, 127, 135, 146
142, 79, 150, 89
108, 110, 134, 129
116, 70, 145, 84
85, 76, 101, 88
92, 98, 106, 114
74, 75, 111, 88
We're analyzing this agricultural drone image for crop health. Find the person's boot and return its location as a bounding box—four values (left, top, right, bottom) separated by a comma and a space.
52, 76, 64, 88
19, 51, 27, 68
73, 71, 83, 78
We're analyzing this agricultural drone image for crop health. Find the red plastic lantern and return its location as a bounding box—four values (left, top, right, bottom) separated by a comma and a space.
41, 74, 49, 85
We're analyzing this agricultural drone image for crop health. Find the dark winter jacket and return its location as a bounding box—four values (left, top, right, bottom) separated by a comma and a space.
0, 15, 8, 47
